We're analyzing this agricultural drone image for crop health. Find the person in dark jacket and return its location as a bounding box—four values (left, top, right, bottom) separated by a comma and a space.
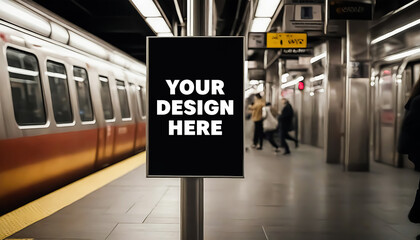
279, 98, 298, 155
398, 79, 420, 224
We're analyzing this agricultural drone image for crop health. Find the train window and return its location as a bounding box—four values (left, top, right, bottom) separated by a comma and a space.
6, 48, 46, 125
138, 86, 146, 118
129, 83, 138, 116
403, 66, 413, 103
73, 67, 94, 122
379, 68, 393, 109
116, 80, 131, 119
46, 61, 73, 124
99, 76, 114, 120
131, 84, 142, 117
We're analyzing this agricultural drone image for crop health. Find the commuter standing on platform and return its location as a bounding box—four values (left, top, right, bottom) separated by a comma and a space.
398, 79, 420, 223
248, 93, 265, 150
279, 98, 298, 155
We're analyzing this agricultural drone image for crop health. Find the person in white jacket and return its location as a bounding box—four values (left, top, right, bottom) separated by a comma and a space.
263, 102, 280, 153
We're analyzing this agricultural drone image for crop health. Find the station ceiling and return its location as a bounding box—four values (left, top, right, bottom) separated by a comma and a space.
31, 0, 248, 62
31, 0, 414, 63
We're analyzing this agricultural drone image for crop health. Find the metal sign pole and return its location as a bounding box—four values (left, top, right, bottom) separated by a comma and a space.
180, 0, 211, 239
181, 178, 203, 240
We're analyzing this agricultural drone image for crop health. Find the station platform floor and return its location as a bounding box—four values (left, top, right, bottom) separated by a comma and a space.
7, 143, 420, 240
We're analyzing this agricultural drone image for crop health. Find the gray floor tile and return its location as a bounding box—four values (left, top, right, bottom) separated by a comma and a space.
9, 128, 420, 240
106, 224, 179, 240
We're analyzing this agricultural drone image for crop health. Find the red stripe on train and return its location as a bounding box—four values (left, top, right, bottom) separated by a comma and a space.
0, 122, 146, 214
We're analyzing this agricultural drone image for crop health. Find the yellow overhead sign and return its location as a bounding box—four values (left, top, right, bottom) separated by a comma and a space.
266, 33, 307, 48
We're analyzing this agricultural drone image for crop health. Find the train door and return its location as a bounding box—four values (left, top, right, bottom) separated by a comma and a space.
128, 83, 140, 150
137, 85, 147, 149
376, 67, 397, 165
112, 78, 136, 161
96, 75, 116, 168
129, 83, 146, 151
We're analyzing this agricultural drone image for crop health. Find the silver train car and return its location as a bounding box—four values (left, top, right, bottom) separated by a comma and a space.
0, 0, 147, 214
370, 1, 420, 168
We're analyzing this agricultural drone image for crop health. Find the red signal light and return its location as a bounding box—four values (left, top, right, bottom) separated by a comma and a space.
298, 81, 304, 90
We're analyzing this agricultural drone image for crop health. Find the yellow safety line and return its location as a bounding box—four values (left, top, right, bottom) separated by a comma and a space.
0, 152, 146, 240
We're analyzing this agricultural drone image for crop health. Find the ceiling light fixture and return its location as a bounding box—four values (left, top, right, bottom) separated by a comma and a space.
250, 0, 282, 32
255, 0, 282, 18
371, 19, 420, 45
250, 18, 272, 32
394, 0, 419, 14
130, 0, 173, 35
310, 52, 326, 64
384, 47, 420, 61
310, 74, 325, 82
131, 0, 161, 17
145, 17, 171, 33
281, 76, 304, 88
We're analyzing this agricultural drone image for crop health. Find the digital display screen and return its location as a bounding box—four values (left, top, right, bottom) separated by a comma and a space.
301, 6, 313, 19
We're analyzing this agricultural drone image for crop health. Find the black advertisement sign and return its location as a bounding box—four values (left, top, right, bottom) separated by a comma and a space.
329, 0, 373, 20
147, 37, 244, 177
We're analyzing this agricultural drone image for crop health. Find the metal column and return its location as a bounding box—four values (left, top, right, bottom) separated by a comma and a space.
344, 20, 370, 171
181, 1, 213, 239
324, 38, 344, 164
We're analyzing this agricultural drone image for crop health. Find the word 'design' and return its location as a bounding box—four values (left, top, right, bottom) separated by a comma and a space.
266, 33, 307, 48
147, 37, 244, 177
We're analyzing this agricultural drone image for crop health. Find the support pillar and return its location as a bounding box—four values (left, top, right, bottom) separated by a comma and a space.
325, 38, 344, 164
344, 21, 370, 171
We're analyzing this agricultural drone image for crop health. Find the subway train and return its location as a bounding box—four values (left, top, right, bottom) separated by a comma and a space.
370, 2, 420, 169
0, 0, 147, 214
